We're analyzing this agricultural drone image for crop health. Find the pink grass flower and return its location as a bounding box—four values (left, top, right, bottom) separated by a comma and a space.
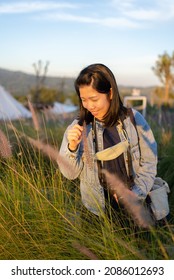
0, 129, 12, 159
103, 170, 155, 229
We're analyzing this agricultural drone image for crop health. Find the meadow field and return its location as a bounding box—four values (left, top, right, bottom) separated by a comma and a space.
0, 107, 174, 260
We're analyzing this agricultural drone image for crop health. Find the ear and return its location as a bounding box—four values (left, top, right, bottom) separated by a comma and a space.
109, 88, 113, 100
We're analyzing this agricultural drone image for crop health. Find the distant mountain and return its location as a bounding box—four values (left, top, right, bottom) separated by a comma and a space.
0, 67, 156, 99
0, 68, 75, 96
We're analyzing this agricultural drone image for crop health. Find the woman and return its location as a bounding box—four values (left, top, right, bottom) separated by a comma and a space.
58, 63, 157, 223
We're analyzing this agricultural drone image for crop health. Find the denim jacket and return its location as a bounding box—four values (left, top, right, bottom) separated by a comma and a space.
58, 109, 157, 216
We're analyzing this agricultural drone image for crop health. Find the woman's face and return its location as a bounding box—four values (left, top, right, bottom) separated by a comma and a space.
79, 85, 112, 121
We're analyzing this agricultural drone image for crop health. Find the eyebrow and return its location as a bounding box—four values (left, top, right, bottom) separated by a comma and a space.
81, 96, 98, 100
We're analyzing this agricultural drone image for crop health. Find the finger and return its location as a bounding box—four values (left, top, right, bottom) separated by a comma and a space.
74, 124, 84, 131
68, 135, 81, 143
68, 131, 82, 141
68, 128, 83, 140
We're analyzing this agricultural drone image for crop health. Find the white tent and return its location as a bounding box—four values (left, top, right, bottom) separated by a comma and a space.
50, 102, 77, 115
0, 85, 32, 120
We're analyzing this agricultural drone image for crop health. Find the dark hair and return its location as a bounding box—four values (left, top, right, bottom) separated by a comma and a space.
74, 63, 127, 126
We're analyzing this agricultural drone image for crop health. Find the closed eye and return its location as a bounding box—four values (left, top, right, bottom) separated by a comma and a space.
81, 98, 98, 102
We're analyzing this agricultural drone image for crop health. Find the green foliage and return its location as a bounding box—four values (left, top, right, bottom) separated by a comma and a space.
152, 52, 174, 85
157, 140, 174, 212
70, 92, 79, 106
152, 51, 174, 104
30, 87, 59, 105
14, 95, 28, 104
29, 87, 77, 106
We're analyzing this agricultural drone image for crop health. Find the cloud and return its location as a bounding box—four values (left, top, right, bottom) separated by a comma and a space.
110, 0, 174, 21
0, 0, 140, 29
38, 12, 139, 28
100, 17, 139, 28
39, 12, 98, 24
1, 0, 174, 29
123, 9, 160, 21
0, 1, 76, 14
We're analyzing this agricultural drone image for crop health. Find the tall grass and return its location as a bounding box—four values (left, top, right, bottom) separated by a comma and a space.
0, 116, 174, 260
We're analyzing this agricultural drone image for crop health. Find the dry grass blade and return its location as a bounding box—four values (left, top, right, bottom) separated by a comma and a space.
0, 129, 12, 159
103, 170, 155, 229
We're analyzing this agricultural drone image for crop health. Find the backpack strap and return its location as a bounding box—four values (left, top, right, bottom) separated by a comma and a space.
121, 108, 140, 189
128, 108, 141, 157
128, 108, 139, 138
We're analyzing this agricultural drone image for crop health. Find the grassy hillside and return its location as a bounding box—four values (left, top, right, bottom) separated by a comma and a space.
0, 68, 75, 96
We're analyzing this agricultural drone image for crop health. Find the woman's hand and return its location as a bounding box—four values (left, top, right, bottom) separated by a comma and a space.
67, 124, 83, 151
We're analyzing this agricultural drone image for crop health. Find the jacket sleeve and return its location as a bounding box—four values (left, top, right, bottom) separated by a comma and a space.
58, 120, 84, 180
131, 110, 157, 199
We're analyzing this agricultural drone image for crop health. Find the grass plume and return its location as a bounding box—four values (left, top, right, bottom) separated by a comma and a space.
82, 121, 93, 170
72, 241, 99, 260
23, 134, 77, 179
103, 170, 155, 229
28, 99, 40, 131
0, 129, 12, 159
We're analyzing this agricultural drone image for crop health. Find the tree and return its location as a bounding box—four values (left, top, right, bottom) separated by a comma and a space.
152, 51, 174, 104
31, 60, 49, 104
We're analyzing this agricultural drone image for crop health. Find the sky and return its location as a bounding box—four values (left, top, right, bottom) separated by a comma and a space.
0, 0, 174, 87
